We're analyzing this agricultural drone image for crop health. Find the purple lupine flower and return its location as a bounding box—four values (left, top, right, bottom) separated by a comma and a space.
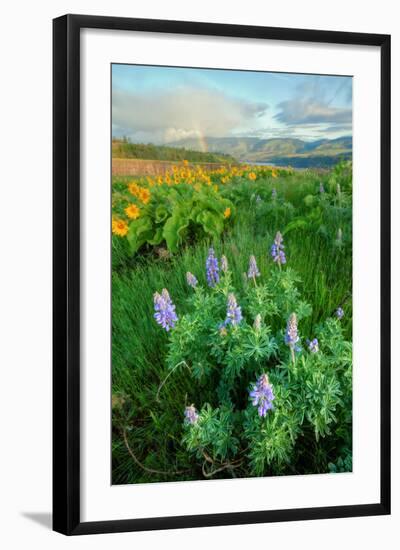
256, 194, 262, 204
285, 312, 299, 347
249, 374, 275, 417
206, 247, 219, 287
319, 182, 325, 194
153, 288, 178, 331
221, 255, 229, 273
247, 255, 260, 279
336, 307, 344, 320
184, 404, 199, 425
271, 188, 277, 200
186, 272, 198, 288
271, 231, 286, 266
308, 338, 319, 353
225, 293, 242, 326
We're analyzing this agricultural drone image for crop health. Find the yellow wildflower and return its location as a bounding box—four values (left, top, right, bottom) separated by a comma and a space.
138, 188, 151, 204
128, 182, 140, 196
248, 172, 257, 181
224, 207, 231, 219
112, 219, 128, 237
125, 204, 140, 220
157, 176, 163, 185
271, 169, 278, 178
183, 159, 189, 166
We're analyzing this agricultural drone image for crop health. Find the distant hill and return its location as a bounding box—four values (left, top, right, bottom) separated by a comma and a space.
167, 136, 352, 168
112, 139, 235, 163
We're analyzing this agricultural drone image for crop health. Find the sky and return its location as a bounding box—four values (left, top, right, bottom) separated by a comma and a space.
112, 64, 352, 144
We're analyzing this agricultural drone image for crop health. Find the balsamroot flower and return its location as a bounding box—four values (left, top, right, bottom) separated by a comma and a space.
249, 374, 275, 417
221, 255, 229, 273
225, 293, 242, 326
186, 272, 198, 288
247, 255, 260, 280
336, 307, 344, 320
308, 338, 319, 353
271, 231, 286, 266
125, 204, 140, 220
112, 218, 128, 237
184, 404, 199, 425
153, 288, 178, 331
206, 247, 219, 287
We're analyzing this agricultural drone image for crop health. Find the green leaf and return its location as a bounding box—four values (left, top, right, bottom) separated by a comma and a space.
126, 216, 153, 253
282, 218, 308, 235
196, 210, 224, 238
162, 210, 189, 252
155, 205, 169, 223
147, 226, 164, 245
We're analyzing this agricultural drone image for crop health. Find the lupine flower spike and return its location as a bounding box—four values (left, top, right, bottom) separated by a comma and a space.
184, 404, 199, 425
247, 255, 260, 284
249, 374, 275, 417
308, 338, 319, 353
253, 314, 262, 331
206, 247, 219, 287
271, 231, 286, 268
319, 182, 325, 194
336, 307, 344, 320
272, 188, 277, 200
153, 289, 178, 331
221, 255, 229, 273
186, 272, 198, 288
285, 312, 299, 364
225, 293, 242, 326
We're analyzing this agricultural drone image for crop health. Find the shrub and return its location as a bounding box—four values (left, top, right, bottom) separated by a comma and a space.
154, 247, 352, 478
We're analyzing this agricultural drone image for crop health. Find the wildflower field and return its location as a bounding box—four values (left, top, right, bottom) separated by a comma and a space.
111, 160, 352, 484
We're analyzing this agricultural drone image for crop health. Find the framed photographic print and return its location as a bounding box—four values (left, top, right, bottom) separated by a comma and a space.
53, 14, 391, 535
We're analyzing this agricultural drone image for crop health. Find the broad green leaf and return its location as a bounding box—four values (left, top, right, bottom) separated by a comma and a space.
162, 211, 189, 252
155, 205, 169, 223
147, 226, 164, 246
126, 216, 153, 253
197, 210, 224, 238
282, 218, 308, 235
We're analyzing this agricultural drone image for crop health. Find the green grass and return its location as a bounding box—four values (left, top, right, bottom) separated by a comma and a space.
111, 166, 352, 484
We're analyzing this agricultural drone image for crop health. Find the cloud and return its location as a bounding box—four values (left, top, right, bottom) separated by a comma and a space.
324, 123, 353, 134
274, 98, 352, 126
112, 87, 268, 143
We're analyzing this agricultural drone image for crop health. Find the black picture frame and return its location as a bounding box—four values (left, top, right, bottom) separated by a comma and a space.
53, 14, 391, 535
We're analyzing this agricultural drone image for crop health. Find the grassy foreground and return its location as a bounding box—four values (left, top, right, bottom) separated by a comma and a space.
111, 163, 352, 484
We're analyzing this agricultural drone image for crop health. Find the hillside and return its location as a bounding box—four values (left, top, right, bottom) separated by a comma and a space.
112, 139, 235, 163
168, 136, 352, 167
